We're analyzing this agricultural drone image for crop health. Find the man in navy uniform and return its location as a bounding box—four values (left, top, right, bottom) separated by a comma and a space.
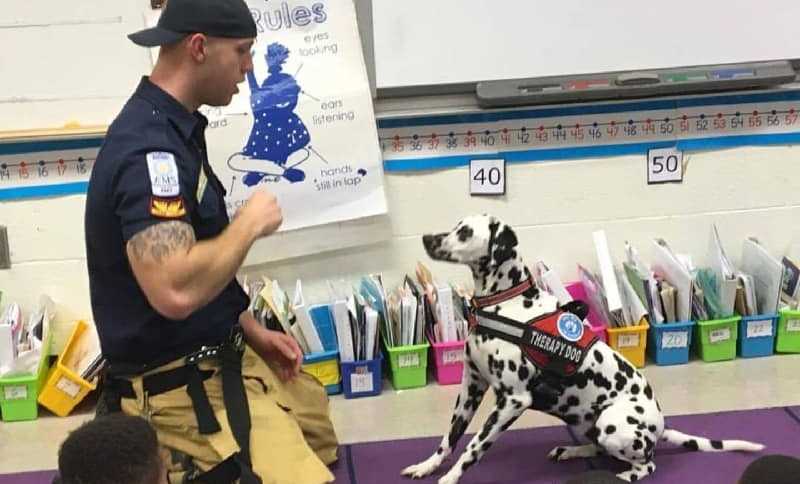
84, 1, 338, 482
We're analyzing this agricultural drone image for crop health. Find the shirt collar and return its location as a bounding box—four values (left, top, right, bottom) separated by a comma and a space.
134, 76, 206, 141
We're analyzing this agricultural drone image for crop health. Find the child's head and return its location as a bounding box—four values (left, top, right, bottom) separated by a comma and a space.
57, 414, 166, 484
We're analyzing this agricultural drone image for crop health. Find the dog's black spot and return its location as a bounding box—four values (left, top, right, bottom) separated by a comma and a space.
507, 360, 517, 372
564, 414, 580, 425
552, 447, 566, 460
613, 353, 636, 379
518, 365, 530, 381
647, 464, 655, 473
630, 474, 639, 482
573, 371, 589, 389
656, 401, 662, 412
586, 426, 600, 443
605, 425, 617, 434
593, 372, 613, 391
497, 271, 504, 279
490, 282, 499, 293
465, 383, 483, 411
480, 333, 491, 343
633, 439, 644, 451
559, 404, 570, 413
627, 416, 640, 426
630, 397, 638, 403
631, 384, 640, 395
523, 299, 533, 308
610, 391, 618, 398
644, 384, 654, 400
595, 394, 607, 405
507, 266, 522, 285
614, 373, 628, 391
436, 447, 444, 455
593, 350, 604, 364
492, 226, 519, 267
448, 416, 468, 448
482, 442, 491, 452
457, 225, 474, 242
512, 400, 523, 410
469, 360, 480, 374
635, 431, 642, 438
479, 412, 499, 441
711, 440, 724, 450
635, 406, 644, 414
567, 396, 580, 407
585, 412, 595, 421
648, 425, 657, 433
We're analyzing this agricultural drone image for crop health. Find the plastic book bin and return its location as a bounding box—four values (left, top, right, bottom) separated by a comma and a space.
564, 281, 608, 344
647, 320, 695, 366
737, 314, 778, 358
694, 315, 740, 362
606, 322, 649, 368
302, 349, 342, 395
776, 308, 800, 353
0, 324, 53, 422
341, 355, 383, 399
428, 336, 465, 385
38, 321, 98, 417
383, 337, 429, 390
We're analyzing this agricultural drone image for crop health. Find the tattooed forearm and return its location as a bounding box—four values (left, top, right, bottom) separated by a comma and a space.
128, 221, 196, 263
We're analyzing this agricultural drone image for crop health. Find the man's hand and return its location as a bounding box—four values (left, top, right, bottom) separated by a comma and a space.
240, 311, 302, 381
236, 190, 283, 239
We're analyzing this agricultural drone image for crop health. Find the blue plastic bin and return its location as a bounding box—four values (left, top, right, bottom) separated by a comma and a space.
648, 320, 695, 366
341, 355, 383, 399
738, 314, 778, 358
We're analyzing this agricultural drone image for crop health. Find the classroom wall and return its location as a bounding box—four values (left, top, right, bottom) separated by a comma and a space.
3, 1, 800, 353
2, 144, 799, 352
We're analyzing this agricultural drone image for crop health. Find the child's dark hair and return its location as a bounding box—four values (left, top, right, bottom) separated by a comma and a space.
57, 414, 163, 484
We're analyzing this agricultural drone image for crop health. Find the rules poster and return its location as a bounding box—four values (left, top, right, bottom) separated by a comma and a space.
203, 0, 387, 231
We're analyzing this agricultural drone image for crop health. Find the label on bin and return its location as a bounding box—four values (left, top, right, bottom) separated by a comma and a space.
3, 385, 27, 400
617, 334, 640, 348
787, 319, 800, 332
399, 353, 420, 368
747, 320, 773, 338
443, 349, 462, 365
661, 331, 688, 349
56, 376, 81, 398
350, 371, 374, 393
709, 328, 731, 343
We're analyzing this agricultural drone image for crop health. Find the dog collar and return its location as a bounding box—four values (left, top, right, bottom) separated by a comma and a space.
468, 278, 535, 328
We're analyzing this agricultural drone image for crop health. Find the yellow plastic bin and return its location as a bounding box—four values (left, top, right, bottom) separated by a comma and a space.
0, 327, 53, 422
606, 322, 649, 368
38, 321, 98, 417
302, 350, 342, 395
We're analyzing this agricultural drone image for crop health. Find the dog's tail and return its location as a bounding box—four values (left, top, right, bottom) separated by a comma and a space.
661, 428, 764, 453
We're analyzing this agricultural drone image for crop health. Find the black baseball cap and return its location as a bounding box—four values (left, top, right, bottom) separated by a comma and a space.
128, 0, 257, 47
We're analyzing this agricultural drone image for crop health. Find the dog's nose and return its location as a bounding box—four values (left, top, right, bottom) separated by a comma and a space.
422, 234, 434, 247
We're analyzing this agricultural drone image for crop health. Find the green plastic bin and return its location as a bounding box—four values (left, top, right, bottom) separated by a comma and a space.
694, 315, 740, 362
383, 338, 429, 390
776, 309, 800, 353
0, 328, 53, 422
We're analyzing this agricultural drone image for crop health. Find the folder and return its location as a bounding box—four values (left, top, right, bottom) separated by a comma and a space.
292, 280, 324, 354
707, 224, 738, 317
327, 281, 355, 362
592, 230, 624, 327
652, 238, 693, 322
309, 305, 338, 352
740, 237, 784, 315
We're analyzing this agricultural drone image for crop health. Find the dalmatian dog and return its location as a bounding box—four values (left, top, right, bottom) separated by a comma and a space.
401, 214, 764, 483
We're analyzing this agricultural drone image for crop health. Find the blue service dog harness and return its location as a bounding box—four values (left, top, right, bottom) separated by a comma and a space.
467, 279, 598, 378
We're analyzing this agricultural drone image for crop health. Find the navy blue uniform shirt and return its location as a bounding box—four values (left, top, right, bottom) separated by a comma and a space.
85, 77, 249, 368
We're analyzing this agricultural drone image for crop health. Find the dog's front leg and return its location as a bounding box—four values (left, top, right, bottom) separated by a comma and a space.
437, 392, 532, 484
401, 356, 489, 480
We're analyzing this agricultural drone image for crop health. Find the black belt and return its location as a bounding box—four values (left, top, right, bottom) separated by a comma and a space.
107, 325, 260, 484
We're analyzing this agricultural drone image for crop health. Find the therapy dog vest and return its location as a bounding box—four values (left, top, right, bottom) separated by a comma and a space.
467, 280, 598, 377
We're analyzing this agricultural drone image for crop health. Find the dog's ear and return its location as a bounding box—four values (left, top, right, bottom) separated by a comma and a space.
491, 223, 518, 266
561, 300, 590, 321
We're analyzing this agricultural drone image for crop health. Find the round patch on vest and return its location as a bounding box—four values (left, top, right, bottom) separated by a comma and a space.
557, 312, 584, 342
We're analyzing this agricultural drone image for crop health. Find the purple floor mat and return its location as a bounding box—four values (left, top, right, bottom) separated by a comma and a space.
3, 407, 799, 484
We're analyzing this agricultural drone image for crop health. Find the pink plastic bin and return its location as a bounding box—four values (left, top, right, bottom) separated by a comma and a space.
429, 338, 465, 385
565, 281, 608, 344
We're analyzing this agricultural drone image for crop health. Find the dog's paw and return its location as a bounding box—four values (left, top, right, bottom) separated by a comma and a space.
437, 470, 462, 484
547, 446, 569, 461
401, 459, 440, 479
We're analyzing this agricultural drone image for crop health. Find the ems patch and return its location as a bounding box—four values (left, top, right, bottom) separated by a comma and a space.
146, 152, 180, 197
150, 196, 186, 218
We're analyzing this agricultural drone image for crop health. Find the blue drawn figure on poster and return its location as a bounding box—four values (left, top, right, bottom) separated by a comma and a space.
229, 43, 312, 185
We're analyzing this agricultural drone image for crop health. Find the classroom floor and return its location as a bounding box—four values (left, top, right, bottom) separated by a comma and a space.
2, 354, 799, 476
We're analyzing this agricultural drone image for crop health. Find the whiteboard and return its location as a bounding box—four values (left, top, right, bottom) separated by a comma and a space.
373, 0, 800, 91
